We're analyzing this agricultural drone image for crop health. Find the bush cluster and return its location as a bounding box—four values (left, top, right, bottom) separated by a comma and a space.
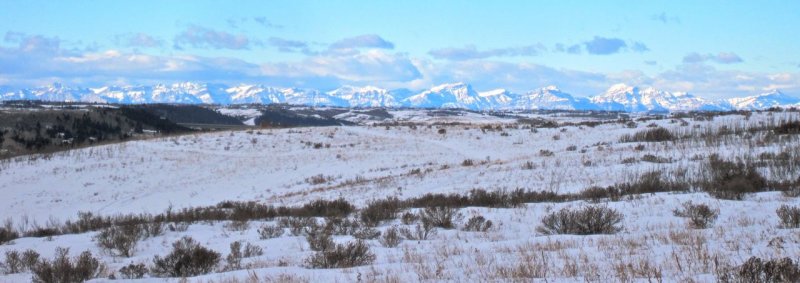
31, 248, 104, 283
306, 240, 375, 269
118, 263, 147, 279
420, 207, 461, 229
673, 202, 718, 229
537, 206, 624, 235
151, 237, 220, 277
462, 215, 493, 232
95, 225, 141, 257
776, 205, 800, 229
619, 127, 675, 142
719, 256, 800, 283
379, 226, 402, 248
703, 154, 766, 200
257, 224, 284, 239
360, 197, 401, 227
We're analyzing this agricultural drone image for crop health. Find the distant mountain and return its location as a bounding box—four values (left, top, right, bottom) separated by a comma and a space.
590, 84, 725, 112
327, 86, 399, 107
225, 84, 286, 104
2, 82, 799, 112
727, 90, 800, 110
513, 86, 597, 110
403, 82, 489, 110
478, 89, 515, 110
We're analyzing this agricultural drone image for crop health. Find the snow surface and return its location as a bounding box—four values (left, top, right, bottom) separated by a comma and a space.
1, 111, 800, 281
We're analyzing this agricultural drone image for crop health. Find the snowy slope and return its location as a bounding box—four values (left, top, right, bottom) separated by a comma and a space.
226, 85, 286, 104
727, 90, 800, 110
513, 85, 597, 110
403, 82, 489, 110
1, 112, 800, 282
590, 84, 723, 112
478, 89, 515, 109
327, 86, 399, 107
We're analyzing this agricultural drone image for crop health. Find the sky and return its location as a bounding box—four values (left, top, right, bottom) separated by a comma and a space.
1, 0, 799, 98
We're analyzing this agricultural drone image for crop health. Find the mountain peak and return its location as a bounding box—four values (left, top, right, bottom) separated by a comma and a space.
606, 83, 635, 93
761, 89, 784, 96
479, 89, 509, 97
2, 82, 797, 111
728, 89, 799, 110
542, 85, 560, 91
430, 82, 469, 91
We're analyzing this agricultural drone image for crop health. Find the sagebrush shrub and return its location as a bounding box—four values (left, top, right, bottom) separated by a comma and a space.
118, 263, 147, 279
537, 206, 623, 235
522, 161, 536, 170
420, 207, 462, 229
379, 226, 402, 248
0, 227, 19, 245
641, 154, 670, 163
95, 225, 141, 257
462, 215, 493, 232
31, 248, 104, 283
703, 154, 766, 200
401, 211, 418, 225
619, 127, 674, 142
305, 229, 335, 252
616, 171, 687, 195
21, 249, 40, 272
461, 159, 475, 166
353, 227, 381, 240
305, 240, 375, 269
324, 217, 361, 235
279, 217, 317, 236
4, 250, 22, 274
139, 222, 164, 238
257, 224, 284, 239
360, 197, 401, 227
580, 186, 621, 202
223, 220, 250, 232
719, 256, 800, 283
776, 205, 800, 229
774, 121, 800, 135
151, 237, 220, 277
300, 199, 355, 218
399, 223, 436, 240
673, 202, 719, 229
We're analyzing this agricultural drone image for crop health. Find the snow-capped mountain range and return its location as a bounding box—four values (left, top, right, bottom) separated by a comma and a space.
2, 82, 799, 112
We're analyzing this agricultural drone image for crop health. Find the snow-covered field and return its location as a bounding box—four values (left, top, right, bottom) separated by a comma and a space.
1, 110, 800, 282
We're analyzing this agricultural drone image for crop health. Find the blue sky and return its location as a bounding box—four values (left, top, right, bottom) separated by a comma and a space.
1, 0, 799, 98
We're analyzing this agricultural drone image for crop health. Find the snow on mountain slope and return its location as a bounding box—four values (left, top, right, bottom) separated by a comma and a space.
227, 85, 287, 104
512, 86, 597, 110
403, 82, 489, 110
478, 89, 515, 109
1, 83, 90, 102
590, 84, 723, 112
327, 86, 399, 107
727, 90, 800, 110
2, 82, 799, 111
283, 87, 347, 107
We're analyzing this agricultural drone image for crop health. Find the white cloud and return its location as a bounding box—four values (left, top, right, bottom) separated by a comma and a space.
2, 32, 799, 99
329, 34, 394, 50
261, 49, 421, 84
683, 52, 743, 64
428, 44, 545, 61
115, 33, 162, 48
173, 25, 250, 50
